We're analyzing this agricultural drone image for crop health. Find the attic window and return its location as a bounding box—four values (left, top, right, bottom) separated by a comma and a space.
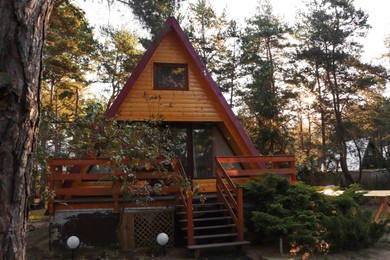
154, 63, 188, 90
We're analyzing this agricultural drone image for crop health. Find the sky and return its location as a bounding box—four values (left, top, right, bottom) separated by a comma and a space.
75, 0, 390, 95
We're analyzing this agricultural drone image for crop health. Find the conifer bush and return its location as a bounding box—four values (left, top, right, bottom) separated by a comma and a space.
242, 173, 389, 255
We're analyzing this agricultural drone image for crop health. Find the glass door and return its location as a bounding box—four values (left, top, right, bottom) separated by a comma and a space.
193, 127, 214, 178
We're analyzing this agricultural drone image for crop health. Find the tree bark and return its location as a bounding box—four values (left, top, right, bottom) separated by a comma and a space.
0, 1, 53, 259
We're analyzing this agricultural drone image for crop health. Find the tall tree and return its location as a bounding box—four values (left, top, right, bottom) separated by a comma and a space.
42, 1, 97, 155
296, 0, 386, 184
0, 0, 53, 259
97, 26, 142, 108
120, 0, 180, 47
186, 0, 229, 77
239, 0, 293, 154
216, 19, 242, 107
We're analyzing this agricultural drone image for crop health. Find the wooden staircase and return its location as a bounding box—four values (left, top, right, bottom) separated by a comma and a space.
176, 195, 250, 258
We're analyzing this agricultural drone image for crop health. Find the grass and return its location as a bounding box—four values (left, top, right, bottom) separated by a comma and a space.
28, 208, 49, 221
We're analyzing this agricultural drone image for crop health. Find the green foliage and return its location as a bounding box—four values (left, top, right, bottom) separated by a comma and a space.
34, 2, 98, 198
243, 173, 325, 250
322, 209, 387, 252
97, 26, 142, 107
43, 2, 97, 114
239, 0, 293, 154
294, 0, 387, 181
186, 0, 229, 76
66, 100, 176, 161
242, 174, 389, 255
215, 19, 242, 106
124, 0, 180, 47
36, 96, 195, 201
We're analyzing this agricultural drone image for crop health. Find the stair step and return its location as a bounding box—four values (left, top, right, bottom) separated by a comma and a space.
193, 232, 238, 240
192, 193, 218, 200
179, 216, 231, 223
175, 204, 224, 212
194, 209, 227, 214
182, 224, 235, 231
176, 208, 227, 215
187, 240, 250, 250
176, 202, 223, 208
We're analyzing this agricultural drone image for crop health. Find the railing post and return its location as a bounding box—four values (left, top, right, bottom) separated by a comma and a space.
112, 179, 120, 214
237, 187, 244, 241
186, 192, 194, 246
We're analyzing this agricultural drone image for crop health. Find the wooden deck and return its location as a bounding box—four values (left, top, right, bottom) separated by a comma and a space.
47, 155, 295, 253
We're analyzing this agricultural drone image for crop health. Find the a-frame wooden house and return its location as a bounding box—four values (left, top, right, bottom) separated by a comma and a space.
47, 17, 296, 257
106, 17, 259, 177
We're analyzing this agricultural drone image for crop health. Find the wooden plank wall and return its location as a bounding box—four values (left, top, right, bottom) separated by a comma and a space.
115, 30, 224, 122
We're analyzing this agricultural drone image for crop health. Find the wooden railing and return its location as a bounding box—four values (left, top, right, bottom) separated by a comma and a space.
215, 155, 296, 242
172, 159, 194, 246
47, 158, 179, 215
216, 155, 296, 183
215, 159, 244, 241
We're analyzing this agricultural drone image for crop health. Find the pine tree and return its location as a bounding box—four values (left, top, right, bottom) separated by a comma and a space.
122, 0, 180, 47
97, 26, 142, 108
239, 0, 293, 154
0, 0, 53, 258
42, 1, 98, 156
186, 0, 229, 77
295, 0, 386, 184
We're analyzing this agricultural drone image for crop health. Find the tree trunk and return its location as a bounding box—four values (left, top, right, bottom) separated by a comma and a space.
0, 1, 53, 259
315, 62, 327, 169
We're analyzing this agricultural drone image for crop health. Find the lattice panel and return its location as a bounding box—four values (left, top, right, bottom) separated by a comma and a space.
134, 210, 174, 248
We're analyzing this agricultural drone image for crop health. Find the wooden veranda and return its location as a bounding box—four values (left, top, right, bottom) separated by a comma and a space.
47, 155, 296, 255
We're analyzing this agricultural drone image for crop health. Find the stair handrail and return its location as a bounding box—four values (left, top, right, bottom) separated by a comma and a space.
172, 159, 194, 246
215, 158, 244, 241
216, 155, 296, 183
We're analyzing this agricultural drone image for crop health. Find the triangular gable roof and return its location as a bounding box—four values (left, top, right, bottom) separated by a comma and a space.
107, 17, 258, 156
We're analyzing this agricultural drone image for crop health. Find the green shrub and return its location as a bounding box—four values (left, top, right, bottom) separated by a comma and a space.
322, 209, 387, 251
242, 174, 389, 255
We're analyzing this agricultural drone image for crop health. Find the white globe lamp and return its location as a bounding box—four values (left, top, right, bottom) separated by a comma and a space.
67, 236, 80, 260
156, 232, 169, 256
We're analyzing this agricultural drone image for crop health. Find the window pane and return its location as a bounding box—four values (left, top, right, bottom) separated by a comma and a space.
193, 128, 214, 178
154, 63, 188, 90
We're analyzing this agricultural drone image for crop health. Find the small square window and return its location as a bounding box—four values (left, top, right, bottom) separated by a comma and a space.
154, 63, 188, 90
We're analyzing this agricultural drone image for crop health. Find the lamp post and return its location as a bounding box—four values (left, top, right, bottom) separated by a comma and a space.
156, 232, 169, 256
67, 236, 80, 260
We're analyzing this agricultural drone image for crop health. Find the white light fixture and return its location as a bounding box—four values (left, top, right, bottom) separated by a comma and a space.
67, 236, 80, 249
156, 232, 169, 256
67, 236, 80, 260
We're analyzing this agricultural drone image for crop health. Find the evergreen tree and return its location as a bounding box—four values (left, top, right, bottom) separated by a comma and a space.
121, 0, 181, 47
239, 0, 293, 154
296, 0, 386, 184
97, 26, 142, 108
41, 1, 98, 156
0, 0, 53, 258
216, 20, 242, 107
185, 0, 229, 78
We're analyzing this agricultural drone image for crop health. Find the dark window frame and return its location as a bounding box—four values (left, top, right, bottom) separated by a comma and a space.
153, 63, 189, 90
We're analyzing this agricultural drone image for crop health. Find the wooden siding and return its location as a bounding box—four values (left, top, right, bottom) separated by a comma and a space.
115, 31, 223, 122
